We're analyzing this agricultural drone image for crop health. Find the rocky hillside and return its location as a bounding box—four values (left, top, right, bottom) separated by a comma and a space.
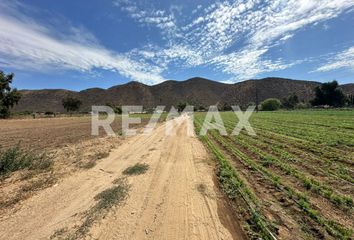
14, 77, 354, 112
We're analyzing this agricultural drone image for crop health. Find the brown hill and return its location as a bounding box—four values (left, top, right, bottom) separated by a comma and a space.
340, 83, 354, 94
13, 77, 354, 113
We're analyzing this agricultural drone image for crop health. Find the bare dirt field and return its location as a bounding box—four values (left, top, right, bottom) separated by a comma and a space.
0, 116, 151, 151
0, 116, 244, 240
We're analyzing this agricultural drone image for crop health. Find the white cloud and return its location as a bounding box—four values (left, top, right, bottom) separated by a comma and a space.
181, 0, 354, 80
1, 0, 354, 84
113, 0, 177, 35
118, 0, 354, 81
0, 2, 164, 85
315, 46, 354, 72
248, 0, 354, 48
211, 48, 296, 79
158, 45, 204, 67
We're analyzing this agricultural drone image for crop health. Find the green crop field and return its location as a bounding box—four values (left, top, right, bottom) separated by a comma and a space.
194, 109, 354, 240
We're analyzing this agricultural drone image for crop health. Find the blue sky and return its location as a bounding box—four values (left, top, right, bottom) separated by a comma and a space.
0, 0, 354, 90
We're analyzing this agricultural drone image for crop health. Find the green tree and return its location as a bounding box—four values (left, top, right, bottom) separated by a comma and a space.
311, 81, 346, 107
0, 71, 21, 118
261, 98, 281, 111
282, 93, 299, 109
221, 102, 232, 111
105, 102, 122, 114
62, 97, 82, 113
176, 102, 187, 112
197, 105, 206, 111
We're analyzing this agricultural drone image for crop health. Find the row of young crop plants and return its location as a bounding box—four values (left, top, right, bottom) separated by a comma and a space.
213, 112, 353, 199
194, 113, 353, 239
234, 129, 354, 188
225, 117, 354, 186
245, 114, 353, 182
250, 118, 354, 150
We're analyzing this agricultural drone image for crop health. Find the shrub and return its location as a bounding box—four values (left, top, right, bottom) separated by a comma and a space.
0, 146, 52, 176
105, 103, 122, 114
197, 105, 206, 111
62, 96, 82, 113
94, 183, 130, 210
122, 163, 149, 175
221, 103, 232, 111
282, 93, 299, 109
295, 102, 309, 109
260, 98, 281, 111
247, 102, 256, 107
177, 102, 187, 112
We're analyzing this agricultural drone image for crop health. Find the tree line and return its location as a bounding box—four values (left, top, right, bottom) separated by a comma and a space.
260, 80, 350, 111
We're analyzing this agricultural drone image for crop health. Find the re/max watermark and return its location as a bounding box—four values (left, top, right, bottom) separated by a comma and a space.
91, 105, 256, 137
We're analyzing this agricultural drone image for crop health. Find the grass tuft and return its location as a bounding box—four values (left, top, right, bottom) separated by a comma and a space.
94, 183, 130, 210
122, 163, 149, 176
0, 146, 52, 177
55, 178, 130, 239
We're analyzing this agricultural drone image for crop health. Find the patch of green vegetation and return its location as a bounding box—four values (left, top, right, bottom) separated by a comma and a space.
230, 133, 354, 209
211, 129, 352, 239
0, 146, 52, 177
122, 163, 149, 176
194, 110, 354, 239
94, 183, 130, 210
54, 178, 130, 240
76, 179, 130, 237
260, 98, 281, 111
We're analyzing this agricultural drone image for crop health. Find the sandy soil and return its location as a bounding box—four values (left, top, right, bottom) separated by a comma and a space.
0, 116, 244, 240
0, 136, 121, 211
0, 116, 150, 151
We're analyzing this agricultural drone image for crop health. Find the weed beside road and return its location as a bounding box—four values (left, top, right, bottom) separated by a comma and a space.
0, 146, 52, 177
123, 163, 149, 176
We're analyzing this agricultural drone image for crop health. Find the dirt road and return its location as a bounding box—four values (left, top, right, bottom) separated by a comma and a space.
0, 116, 244, 240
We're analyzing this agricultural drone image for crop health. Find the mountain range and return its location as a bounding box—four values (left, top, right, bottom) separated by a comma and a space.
14, 77, 354, 113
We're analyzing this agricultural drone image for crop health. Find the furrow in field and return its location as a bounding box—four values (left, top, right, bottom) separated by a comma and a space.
220, 132, 354, 229
236, 131, 354, 194
205, 127, 353, 239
